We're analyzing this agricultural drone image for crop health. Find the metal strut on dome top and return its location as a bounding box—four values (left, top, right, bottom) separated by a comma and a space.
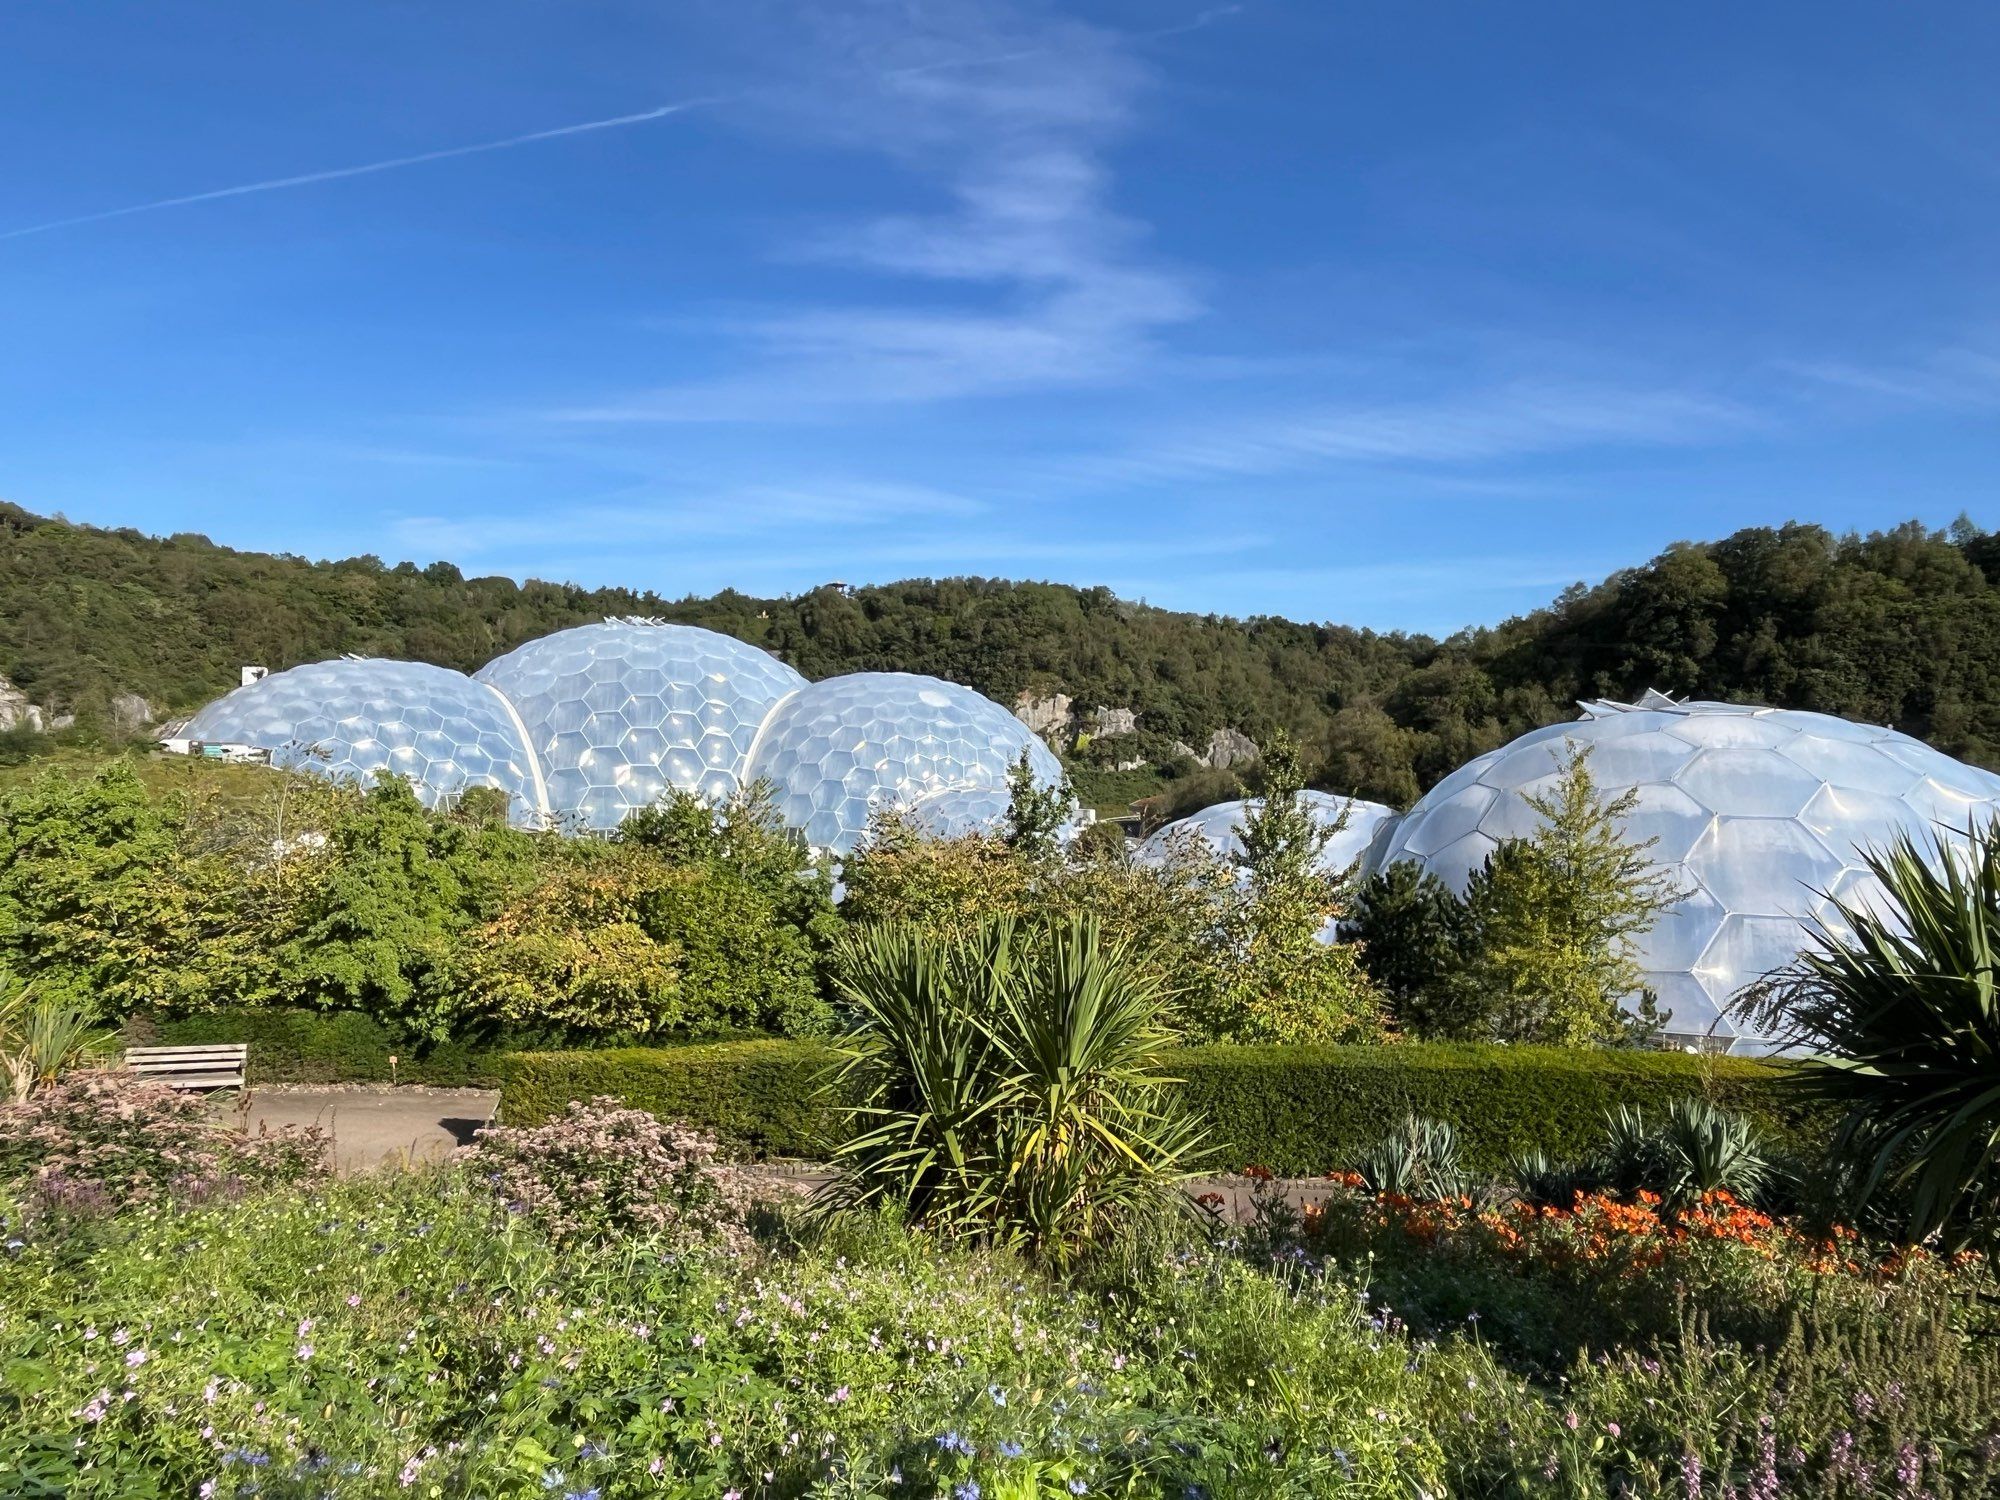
603, 615, 670, 627
1575, 687, 1686, 719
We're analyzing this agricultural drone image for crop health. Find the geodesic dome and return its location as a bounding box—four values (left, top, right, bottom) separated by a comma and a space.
905, 784, 1017, 841
474, 619, 806, 832
178, 658, 548, 826
1371, 692, 2000, 1050
1137, 792, 1400, 878
743, 671, 1067, 854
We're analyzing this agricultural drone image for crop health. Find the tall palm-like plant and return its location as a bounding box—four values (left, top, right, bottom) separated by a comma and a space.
0, 980, 113, 1101
1735, 822, 2000, 1249
818, 917, 1207, 1265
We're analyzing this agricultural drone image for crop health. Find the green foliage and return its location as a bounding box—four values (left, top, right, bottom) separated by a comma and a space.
1002, 748, 1073, 861
819, 919, 1207, 1265
1737, 819, 2000, 1249
0, 764, 237, 1014
274, 777, 537, 1039
1344, 862, 1479, 1035
1218, 732, 1381, 1043
1453, 743, 1680, 1044
1505, 1099, 1773, 1210
1174, 1043, 1815, 1176
1352, 1113, 1469, 1199
9, 505, 2000, 796
495, 1040, 841, 1157
451, 850, 682, 1034
0, 985, 113, 1100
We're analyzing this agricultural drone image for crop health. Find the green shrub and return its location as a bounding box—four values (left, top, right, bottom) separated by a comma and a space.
495, 1040, 841, 1158
496, 1038, 1818, 1175
1171, 1043, 1817, 1175
128, 1009, 511, 1086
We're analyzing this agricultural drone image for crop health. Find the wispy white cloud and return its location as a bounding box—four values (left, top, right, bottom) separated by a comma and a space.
0, 99, 716, 242
557, 1, 1207, 420
1777, 345, 2000, 411
1053, 381, 1759, 488
390, 479, 988, 558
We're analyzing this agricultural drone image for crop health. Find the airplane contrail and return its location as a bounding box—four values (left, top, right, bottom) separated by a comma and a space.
0, 96, 719, 241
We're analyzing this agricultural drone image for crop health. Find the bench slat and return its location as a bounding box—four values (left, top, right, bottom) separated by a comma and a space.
126, 1043, 249, 1091
127, 1046, 248, 1058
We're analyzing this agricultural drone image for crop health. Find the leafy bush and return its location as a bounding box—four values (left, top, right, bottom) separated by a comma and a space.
0, 1070, 328, 1222
819, 919, 1206, 1265
1173, 1042, 1815, 1175
463, 1097, 767, 1250
495, 1040, 841, 1157
130, 1008, 512, 1085
1738, 819, 2000, 1249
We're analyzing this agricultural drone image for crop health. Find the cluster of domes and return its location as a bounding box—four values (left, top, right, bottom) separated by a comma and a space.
177, 619, 1063, 851
181, 632, 2000, 1051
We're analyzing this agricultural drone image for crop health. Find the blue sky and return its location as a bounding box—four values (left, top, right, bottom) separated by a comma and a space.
2, 2, 1996, 635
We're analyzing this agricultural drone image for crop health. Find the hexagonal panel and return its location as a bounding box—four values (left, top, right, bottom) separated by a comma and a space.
475, 619, 807, 832
1674, 748, 1825, 818
1135, 793, 1400, 885
180, 658, 547, 826
742, 671, 1069, 856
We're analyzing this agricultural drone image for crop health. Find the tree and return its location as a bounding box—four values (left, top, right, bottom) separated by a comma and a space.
1456, 743, 1680, 1044
1343, 862, 1481, 1038
1210, 733, 1382, 1043
1002, 749, 1073, 862
276, 777, 536, 1039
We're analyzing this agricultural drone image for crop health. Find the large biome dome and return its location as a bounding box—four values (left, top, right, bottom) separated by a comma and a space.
474, 619, 806, 832
1372, 692, 2000, 1050
178, 658, 548, 826
1137, 792, 1400, 879
744, 671, 1067, 854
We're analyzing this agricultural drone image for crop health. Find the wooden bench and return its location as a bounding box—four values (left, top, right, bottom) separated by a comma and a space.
126, 1043, 249, 1092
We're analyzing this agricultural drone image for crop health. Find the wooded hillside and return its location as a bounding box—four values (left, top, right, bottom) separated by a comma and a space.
6, 500, 1999, 802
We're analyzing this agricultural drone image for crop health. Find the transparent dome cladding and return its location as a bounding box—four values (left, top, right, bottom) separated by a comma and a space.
1371, 696, 2000, 1050
474, 620, 807, 832
178, 658, 549, 826
745, 671, 1067, 855
1138, 792, 1399, 879
177, 629, 1068, 848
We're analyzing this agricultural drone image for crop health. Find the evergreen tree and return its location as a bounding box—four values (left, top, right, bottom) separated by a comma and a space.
1457, 743, 1680, 1044
1003, 749, 1073, 863
1224, 733, 1382, 1042
1343, 862, 1481, 1038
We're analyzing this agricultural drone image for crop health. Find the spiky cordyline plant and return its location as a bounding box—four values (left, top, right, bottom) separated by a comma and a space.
1734, 822, 2000, 1250
816, 917, 1208, 1266
0, 980, 113, 1101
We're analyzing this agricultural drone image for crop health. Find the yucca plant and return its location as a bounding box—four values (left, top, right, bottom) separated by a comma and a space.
817, 917, 1207, 1266
1735, 820, 2000, 1250
1508, 1147, 1605, 1210
1354, 1113, 1468, 1200
0, 980, 113, 1101
1653, 1097, 1770, 1209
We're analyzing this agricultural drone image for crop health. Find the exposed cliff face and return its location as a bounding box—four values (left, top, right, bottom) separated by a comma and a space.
1013, 691, 1074, 737
1014, 690, 1256, 770
0, 675, 46, 733
0, 674, 151, 735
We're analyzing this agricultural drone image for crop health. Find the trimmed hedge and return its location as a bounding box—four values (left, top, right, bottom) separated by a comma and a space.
1171, 1044, 1821, 1175
127, 1011, 510, 1087
495, 1041, 841, 1159
495, 1040, 1821, 1171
